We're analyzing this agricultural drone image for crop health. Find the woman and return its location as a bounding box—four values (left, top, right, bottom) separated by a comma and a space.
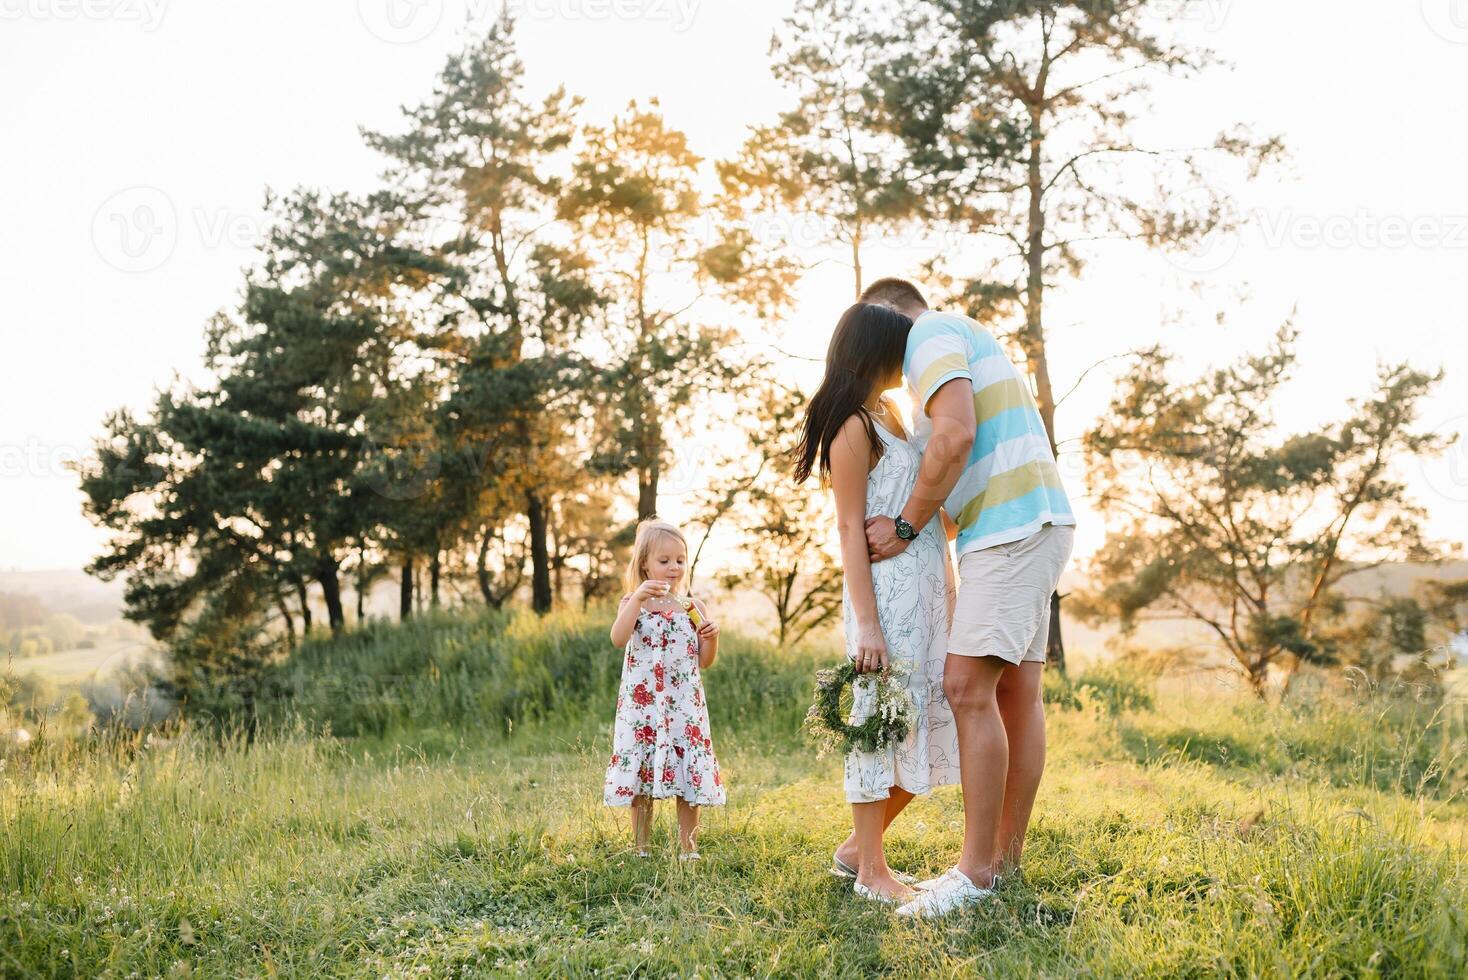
792, 302, 959, 904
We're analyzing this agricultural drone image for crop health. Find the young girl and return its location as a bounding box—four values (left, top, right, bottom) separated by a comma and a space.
604, 519, 724, 858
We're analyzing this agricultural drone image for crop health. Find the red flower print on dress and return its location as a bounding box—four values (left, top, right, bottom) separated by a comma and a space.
610, 753, 620, 765
691, 773, 702, 788
653, 663, 665, 691
638, 766, 654, 785
634, 725, 656, 745
661, 766, 675, 784
684, 723, 702, 743
626, 654, 637, 668
631, 683, 654, 707
615, 787, 634, 798
713, 769, 722, 787
674, 745, 685, 759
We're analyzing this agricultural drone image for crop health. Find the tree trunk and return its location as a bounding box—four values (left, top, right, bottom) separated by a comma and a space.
400, 556, 414, 622
295, 577, 312, 635
276, 595, 296, 649
476, 529, 495, 607
1044, 591, 1065, 672
429, 550, 441, 609
1279, 654, 1306, 700
549, 519, 564, 603
527, 490, 553, 614
1025, 105, 1067, 672
637, 417, 661, 520
316, 559, 345, 635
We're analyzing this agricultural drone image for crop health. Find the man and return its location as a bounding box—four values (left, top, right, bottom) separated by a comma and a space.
860, 277, 1075, 918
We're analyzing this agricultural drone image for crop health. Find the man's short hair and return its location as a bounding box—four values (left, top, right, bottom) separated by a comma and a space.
859, 277, 927, 311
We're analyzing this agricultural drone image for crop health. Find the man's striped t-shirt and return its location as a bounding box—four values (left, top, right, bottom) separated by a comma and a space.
904, 310, 1075, 557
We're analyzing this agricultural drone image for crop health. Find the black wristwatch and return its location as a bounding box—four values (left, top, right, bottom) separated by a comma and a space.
894, 516, 917, 541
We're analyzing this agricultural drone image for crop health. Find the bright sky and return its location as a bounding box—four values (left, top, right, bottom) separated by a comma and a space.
2, 0, 1466, 576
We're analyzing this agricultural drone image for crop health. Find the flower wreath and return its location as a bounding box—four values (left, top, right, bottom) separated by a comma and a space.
805, 660, 914, 755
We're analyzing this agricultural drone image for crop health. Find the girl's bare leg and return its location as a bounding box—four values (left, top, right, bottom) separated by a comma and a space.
675, 799, 699, 853
834, 787, 915, 869
631, 795, 653, 853
850, 797, 916, 899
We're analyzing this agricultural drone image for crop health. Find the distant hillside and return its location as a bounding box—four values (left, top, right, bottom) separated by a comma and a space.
1336, 560, 1468, 597
0, 569, 130, 624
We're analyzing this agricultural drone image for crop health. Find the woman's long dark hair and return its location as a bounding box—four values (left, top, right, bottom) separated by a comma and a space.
792, 302, 913, 484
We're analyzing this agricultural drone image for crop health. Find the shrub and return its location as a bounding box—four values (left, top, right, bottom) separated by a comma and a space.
1045, 662, 1155, 715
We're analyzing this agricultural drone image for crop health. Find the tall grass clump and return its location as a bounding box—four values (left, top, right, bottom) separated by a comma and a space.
1118, 678, 1466, 801
254, 607, 826, 745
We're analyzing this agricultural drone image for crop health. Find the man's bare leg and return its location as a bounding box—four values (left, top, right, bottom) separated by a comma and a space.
943, 653, 1008, 887
993, 661, 1046, 873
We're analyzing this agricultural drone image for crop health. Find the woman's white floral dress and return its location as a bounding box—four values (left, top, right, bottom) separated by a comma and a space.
604, 605, 726, 807
843, 421, 961, 803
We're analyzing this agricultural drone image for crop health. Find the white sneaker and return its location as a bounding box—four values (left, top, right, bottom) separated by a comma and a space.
912, 868, 960, 892
895, 869, 998, 918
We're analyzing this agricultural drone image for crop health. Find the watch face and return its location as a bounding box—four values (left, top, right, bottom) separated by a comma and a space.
896, 518, 916, 540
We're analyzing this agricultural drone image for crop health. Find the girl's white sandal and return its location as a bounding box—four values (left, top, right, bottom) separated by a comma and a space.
852, 881, 910, 904
832, 853, 917, 885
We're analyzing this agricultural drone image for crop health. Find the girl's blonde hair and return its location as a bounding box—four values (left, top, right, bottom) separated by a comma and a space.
624, 519, 689, 595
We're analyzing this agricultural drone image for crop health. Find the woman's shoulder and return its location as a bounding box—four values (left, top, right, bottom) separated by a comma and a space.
833, 413, 875, 453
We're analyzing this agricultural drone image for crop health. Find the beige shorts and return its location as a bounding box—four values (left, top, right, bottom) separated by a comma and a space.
949, 523, 1075, 665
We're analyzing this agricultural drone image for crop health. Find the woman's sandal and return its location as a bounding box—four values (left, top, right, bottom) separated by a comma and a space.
831, 853, 919, 886
852, 881, 914, 905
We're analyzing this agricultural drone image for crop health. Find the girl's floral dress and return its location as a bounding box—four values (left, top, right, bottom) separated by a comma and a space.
604, 604, 725, 807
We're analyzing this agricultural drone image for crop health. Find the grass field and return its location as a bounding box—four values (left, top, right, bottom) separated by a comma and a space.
2, 608, 1465, 977
6, 639, 157, 686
